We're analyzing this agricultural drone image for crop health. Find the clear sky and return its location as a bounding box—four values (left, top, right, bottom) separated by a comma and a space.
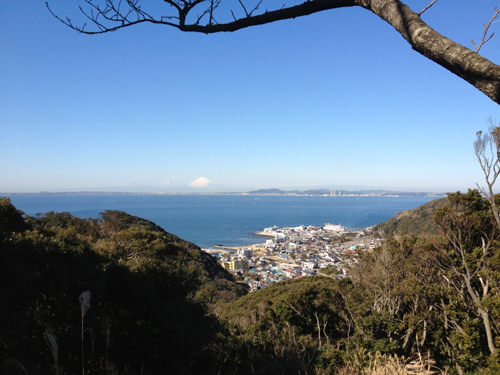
1, 1, 500, 193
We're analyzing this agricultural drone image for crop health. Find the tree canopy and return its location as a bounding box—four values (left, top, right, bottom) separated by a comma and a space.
0, 198, 243, 375
47, 0, 500, 104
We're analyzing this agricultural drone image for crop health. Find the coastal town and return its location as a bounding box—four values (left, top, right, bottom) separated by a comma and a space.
204, 223, 383, 292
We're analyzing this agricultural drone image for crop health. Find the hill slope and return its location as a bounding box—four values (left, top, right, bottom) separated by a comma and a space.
0, 197, 243, 375
374, 197, 446, 237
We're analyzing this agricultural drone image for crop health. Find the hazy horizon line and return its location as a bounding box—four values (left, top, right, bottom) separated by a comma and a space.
0, 186, 457, 195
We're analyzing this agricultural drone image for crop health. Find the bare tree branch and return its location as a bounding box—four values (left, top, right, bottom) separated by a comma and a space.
238, 0, 250, 17
418, 0, 437, 16
238, 0, 262, 18
46, 0, 500, 104
475, 117, 500, 229
472, 7, 500, 53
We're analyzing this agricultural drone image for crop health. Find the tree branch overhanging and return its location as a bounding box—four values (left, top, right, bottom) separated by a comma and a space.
46, 0, 500, 105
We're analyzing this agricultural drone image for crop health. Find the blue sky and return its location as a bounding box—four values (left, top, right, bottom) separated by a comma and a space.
1, 1, 500, 193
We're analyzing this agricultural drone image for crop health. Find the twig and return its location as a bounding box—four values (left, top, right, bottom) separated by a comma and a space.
472, 6, 500, 53
238, 0, 249, 17
418, 0, 437, 16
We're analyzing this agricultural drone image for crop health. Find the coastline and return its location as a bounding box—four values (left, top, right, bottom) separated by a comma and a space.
212, 242, 266, 251
5, 194, 438, 250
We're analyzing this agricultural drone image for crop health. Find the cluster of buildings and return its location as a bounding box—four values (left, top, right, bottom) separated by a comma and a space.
206, 223, 382, 292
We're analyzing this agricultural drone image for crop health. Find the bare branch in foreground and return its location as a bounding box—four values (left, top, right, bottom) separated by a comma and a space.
45, 0, 500, 105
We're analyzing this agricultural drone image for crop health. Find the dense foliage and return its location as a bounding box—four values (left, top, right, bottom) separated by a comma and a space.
2, 191, 500, 374
0, 198, 242, 375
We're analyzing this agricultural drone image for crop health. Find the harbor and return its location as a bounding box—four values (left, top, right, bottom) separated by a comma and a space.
203, 223, 382, 291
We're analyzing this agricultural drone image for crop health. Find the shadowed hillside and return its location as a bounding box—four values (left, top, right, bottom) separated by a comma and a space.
0, 197, 244, 375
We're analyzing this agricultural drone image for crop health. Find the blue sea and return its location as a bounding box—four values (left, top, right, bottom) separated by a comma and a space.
4, 194, 437, 249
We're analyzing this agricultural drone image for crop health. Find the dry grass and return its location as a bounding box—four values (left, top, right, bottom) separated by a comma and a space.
333, 351, 448, 375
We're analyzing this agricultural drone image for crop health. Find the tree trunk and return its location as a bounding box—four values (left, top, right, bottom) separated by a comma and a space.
478, 306, 496, 354
463, 272, 496, 353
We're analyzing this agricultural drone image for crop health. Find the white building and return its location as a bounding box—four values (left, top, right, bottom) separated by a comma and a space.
324, 223, 344, 232
302, 261, 318, 271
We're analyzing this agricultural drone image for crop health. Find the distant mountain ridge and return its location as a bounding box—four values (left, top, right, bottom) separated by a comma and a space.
4, 189, 446, 197
247, 188, 444, 197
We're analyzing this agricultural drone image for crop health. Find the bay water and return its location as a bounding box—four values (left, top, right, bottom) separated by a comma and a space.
4, 194, 437, 249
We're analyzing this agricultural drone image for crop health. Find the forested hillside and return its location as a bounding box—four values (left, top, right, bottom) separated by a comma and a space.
0, 197, 243, 375
2, 191, 500, 374
374, 197, 447, 237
